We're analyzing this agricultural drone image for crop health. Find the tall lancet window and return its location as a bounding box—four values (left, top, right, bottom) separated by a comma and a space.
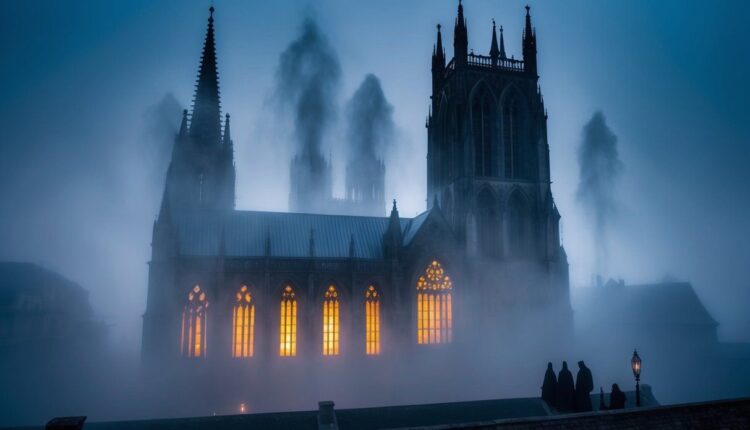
232, 285, 254, 358
181, 285, 208, 357
279, 285, 297, 357
365, 285, 380, 355
502, 98, 523, 179
322, 285, 340, 356
472, 93, 495, 176
416, 260, 453, 345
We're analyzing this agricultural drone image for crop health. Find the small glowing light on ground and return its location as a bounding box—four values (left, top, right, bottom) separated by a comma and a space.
239, 402, 247, 414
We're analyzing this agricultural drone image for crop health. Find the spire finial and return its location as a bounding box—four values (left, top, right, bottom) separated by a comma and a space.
490, 18, 500, 63
526, 4, 530, 15
189, 5, 222, 145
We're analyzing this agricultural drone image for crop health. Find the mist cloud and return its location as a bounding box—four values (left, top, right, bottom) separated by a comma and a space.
345, 74, 394, 163
273, 17, 341, 160
576, 111, 623, 279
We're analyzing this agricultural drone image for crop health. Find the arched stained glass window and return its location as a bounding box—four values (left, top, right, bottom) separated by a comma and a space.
232, 285, 254, 358
181, 285, 208, 357
279, 285, 297, 357
323, 285, 340, 356
365, 285, 380, 355
416, 261, 453, 345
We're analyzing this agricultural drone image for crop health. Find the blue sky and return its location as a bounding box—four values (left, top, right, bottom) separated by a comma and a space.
0, 0, 748, 348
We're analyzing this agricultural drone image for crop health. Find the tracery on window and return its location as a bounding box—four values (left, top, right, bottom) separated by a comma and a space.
365, 285, 380, 355
181, 285, 208, 357
323, 285, 340, 356
232, 285, 254, 358
416, 261, 453, 345
279, 285, 297, 357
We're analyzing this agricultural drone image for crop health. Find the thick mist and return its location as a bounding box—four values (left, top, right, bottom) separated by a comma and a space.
575, 111, 622, 279
1, 0, 749, 427
345, 74, 394, 164
274, 17, 341, 162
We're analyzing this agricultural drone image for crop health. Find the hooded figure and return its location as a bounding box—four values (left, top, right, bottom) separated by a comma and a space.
609, 383, 627, 410
541, 362, 557, 407
575, 360, 594, 412
556, 361, 575, 412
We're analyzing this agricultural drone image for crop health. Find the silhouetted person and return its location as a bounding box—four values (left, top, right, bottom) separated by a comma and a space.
541, 362, 557, 407
574, 360, 594, 412
556, 361, 575, 412
609, 383, 626, 410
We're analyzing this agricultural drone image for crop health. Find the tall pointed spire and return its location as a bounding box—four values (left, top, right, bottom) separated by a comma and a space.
436, 24, 444, 58
490, 19, 500, 65
523, 5, 538, 75
453, 0, 468, 67
222, 113, 232, 146
189, 6, 222, 145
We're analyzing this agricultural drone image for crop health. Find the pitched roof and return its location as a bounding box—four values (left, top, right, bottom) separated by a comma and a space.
172, 209, 425, 259
572, 282, 718, 327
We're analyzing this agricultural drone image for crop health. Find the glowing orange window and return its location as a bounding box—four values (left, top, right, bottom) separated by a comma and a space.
416, 261, 453, 345
181, 285, 208, 357
232, 285, 255, 358
365, 285, 380, 355
279, 285, 297, 357
323, 285, 339, 356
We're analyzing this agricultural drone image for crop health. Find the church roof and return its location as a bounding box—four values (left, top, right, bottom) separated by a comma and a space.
572, 281, 718, 327
172, 209, 428, 259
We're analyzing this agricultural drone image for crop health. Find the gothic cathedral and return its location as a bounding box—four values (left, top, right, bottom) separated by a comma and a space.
142, 3, 572, 407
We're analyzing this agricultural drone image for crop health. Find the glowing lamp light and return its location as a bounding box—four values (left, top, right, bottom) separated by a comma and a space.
631, 349, 642, 379
631, 349, 642, 406
239, 402, 247, 414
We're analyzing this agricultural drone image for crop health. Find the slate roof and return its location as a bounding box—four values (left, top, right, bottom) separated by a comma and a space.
572, 282, 718, 327
172, 209, 431, 260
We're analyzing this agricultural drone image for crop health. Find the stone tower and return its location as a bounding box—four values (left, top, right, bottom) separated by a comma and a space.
427, 3, 561, 263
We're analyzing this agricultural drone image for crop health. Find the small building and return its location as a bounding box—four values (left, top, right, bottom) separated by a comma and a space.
0, 262, 104, 354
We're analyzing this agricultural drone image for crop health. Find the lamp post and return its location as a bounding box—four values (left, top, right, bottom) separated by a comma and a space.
631, 349, 642, 407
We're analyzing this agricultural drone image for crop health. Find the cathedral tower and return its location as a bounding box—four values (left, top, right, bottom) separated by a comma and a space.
426, 3, 561, 263
159, 6, 235, 215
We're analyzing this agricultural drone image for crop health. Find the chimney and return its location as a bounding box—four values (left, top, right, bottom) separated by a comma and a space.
317, 401, 338, 430
46, 417, 86, 430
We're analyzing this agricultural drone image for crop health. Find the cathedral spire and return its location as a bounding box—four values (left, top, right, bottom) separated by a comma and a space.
453, 0, 468, 67
222, 113, 232, 147
523, 5, 538, 76
436, 24, 444, 58
189, 6, 222, 145
490, 19, 500, 65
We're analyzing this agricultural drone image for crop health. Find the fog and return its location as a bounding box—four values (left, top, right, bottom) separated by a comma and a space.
1, 0, 749, 427
276, 17, 341, 160
576, 111, 622, 280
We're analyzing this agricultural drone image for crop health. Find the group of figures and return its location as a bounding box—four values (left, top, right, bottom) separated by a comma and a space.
541, 361, 627, 412
541, 361, 595, 412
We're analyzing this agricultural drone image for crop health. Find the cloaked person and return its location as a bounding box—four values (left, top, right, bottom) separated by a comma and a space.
574, 360, 594, 412
609, 383, 626, 410
556, 361, 575, 412
541, 362, 557, 407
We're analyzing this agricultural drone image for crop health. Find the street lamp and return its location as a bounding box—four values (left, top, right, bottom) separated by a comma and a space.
631, 349, 642, 407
